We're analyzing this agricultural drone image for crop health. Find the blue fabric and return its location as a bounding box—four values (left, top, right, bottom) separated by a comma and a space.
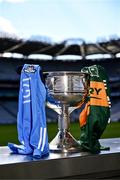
46, 86, 60, 105
8, 64, 49, 158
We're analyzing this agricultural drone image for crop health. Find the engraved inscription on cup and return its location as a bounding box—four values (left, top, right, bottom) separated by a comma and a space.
46, 72, 89, 106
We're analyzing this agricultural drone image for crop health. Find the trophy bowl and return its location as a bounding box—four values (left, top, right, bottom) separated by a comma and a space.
45, 71, 90, 153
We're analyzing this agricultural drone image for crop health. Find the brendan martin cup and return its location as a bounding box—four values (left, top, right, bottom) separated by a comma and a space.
45, 71, 90, 153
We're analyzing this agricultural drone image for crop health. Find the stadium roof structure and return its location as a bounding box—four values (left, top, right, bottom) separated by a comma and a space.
0, 34, 120, 60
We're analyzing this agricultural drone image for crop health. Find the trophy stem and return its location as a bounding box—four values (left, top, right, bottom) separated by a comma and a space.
49, 104, 81, 153
58, 104, 70, 131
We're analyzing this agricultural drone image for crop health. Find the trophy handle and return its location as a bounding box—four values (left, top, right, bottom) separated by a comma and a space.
46, 101, 62, 115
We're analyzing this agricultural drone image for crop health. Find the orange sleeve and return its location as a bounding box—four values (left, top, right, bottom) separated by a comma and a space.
79, 102, 90, 127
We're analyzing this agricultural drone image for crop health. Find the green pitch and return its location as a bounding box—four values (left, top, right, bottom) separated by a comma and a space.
0, 122, 120, 146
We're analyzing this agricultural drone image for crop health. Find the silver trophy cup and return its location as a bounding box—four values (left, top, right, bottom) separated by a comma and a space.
45, 71, 90, 153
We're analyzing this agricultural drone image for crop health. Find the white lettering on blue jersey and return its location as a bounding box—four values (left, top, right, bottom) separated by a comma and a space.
22, 78, 31, 104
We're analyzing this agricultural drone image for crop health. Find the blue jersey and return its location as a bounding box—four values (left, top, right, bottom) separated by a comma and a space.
8, 64, 49, 158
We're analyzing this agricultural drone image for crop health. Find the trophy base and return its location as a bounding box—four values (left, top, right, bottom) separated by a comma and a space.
49, 130, 81, 153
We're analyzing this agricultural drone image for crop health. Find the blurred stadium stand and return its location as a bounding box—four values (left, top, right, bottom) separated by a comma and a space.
0, 35, 120, 123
